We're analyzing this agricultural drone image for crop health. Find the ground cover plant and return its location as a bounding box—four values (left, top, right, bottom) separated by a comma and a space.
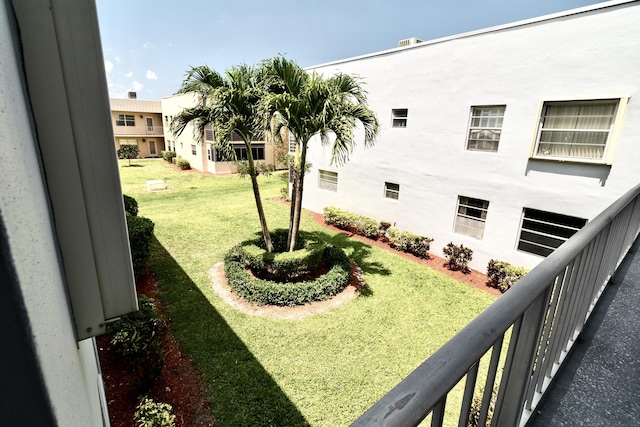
117, 159, 497, 426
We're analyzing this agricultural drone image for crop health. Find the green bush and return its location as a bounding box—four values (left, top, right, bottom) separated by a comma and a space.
126, 214, 155, 275
443, 242, 473, 272
134, 397, 176, 427
123, 194, 138, 216
171, 156, 177, 164
487, 259, 528, 293
224, 243, 350, 306
118, 144, 139, 164
385, 227, 433, 259
176, 158, 191, 170
110, 295, 167, 388
323, 206, 379, 239
242, 240, 327, 282
161, 150, 176, 163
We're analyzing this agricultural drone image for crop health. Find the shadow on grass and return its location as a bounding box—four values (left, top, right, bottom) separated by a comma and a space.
149, 237, 309, 426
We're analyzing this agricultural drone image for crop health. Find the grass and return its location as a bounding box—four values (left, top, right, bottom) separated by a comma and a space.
119, 159, 498, 426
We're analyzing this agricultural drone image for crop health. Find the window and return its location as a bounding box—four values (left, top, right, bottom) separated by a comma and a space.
533, 100, 618, 162
518, 208, 587, 257
392, 109, 408, 128
466, 106, 505, 152
115, 114, 135, 126
454, 196, 489, 239
119, 139, 137, 146
204, 125, 214, 141
384, 182, 400, 200
191, 144, 197, 156
215, 144, 265, 161
319, 170, 338, 192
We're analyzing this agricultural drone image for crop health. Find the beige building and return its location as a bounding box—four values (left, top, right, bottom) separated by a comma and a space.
110, 95, 165, 158
161, 92, 283, 173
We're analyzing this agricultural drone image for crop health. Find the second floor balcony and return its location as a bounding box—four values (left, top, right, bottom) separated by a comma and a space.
113, 124, 164, 137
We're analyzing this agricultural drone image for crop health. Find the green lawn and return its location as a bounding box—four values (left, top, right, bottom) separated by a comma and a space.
119, 159, 497, 426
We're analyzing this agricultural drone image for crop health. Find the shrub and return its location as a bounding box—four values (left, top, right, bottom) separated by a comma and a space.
171, 156, 177, 164
224, 241, 351, 306
280, 186, 290, 201
386, 228, 434, 259
110, 295, 167, 388
322, 206, 379, 239
176, 158, 190, 170
236, 161, 275, 178
134, 397, 176, 427
161, 150, 176, 163
123, 194, 138, 216
443, 242, 473, 272
118, 144, 139, 165
378, 221, 392, 240
126, 214, 155, 275
487, 259, 528, 293
241, 238, 327, 282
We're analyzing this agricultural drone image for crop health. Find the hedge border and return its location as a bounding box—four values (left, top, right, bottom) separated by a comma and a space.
224, 243, 351, 306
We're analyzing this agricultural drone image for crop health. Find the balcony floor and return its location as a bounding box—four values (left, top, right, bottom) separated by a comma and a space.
528, 240, 640, 426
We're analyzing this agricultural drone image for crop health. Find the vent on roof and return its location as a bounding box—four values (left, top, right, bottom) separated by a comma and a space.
398, 37, 423, 47
128, 91, 137, 99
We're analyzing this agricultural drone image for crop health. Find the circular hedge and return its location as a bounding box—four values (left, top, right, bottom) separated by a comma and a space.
224, 235, 351, 306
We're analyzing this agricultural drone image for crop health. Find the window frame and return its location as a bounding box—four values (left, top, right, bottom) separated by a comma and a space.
517, 208, 587, 257
466, 105, 506, 152
384, 182, 400, 200
318, 170, 338, 192
454, 196, 490, 239
115, 114, 135, 127
391, 108, 408, 128
191, 144, 197, 156
531, 98, 627, 164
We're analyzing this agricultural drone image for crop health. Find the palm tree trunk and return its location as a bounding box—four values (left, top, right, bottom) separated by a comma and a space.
246, 145, 273, 252
286, 166, 298, 249
288, 142, 307, 252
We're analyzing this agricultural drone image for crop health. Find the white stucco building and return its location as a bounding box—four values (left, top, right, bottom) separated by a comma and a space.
300, 0, 640, 271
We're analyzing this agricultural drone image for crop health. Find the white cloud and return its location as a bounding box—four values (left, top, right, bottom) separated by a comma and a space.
130, 81, 144, 92
115, 56, 121, 63
143, 42, 152, 49
146, 70, 158, 80
126, 71, 133, 78
104, 60, 114, 74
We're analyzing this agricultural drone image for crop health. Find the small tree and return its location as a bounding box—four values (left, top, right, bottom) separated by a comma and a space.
118, 144, 139, 166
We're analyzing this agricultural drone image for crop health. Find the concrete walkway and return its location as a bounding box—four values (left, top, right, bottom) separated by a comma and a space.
528, 240, 640, 426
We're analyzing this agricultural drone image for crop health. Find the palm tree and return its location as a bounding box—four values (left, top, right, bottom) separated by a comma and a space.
262, 57, 379, 252
172, 64, 274, 252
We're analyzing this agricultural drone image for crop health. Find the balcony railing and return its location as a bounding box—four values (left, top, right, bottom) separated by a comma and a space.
352, 183, 640, 427
113, 125, 164, 136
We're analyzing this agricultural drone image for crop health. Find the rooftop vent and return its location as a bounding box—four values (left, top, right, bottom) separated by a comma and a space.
398, 37, 424, 47
127, 91, 137, 99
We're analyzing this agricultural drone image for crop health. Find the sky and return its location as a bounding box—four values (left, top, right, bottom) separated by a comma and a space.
97, 0, 606, 100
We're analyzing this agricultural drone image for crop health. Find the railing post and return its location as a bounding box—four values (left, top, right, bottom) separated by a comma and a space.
493, 290, 549, 426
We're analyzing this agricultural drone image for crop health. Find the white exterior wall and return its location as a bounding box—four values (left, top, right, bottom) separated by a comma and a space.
161, 92, 207, 171
0, 1, 105, 424
302, 1, 640, 271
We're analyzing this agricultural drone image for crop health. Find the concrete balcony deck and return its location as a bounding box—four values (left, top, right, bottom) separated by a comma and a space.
529, 240, 640, 426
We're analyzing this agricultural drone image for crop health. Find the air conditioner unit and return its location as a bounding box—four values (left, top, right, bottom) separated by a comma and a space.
398, 37, 424, 47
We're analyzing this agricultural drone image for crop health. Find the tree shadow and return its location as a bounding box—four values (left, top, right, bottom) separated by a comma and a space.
149, 238, 309, 426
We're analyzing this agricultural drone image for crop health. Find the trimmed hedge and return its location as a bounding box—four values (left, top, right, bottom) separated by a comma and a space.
161, 150, 176, 163
487, 259, 528, 293
224, 243, 350, 306
126, 213, 155, 275
176, 158, 191, 170
241, 241, 327, 282
323, 206, 379, 239
385, 227, 433, 259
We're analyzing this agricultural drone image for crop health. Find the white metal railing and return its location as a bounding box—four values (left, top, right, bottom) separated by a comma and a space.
352, 183, 640, 427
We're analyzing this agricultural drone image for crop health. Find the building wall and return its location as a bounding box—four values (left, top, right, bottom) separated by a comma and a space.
161, 92, 279, 174
0, 1, 105, 424
111, 107, 165, 158
302, 1, 640, 271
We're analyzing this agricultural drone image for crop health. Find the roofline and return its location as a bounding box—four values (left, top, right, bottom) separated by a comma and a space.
306, 0, 638, 70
